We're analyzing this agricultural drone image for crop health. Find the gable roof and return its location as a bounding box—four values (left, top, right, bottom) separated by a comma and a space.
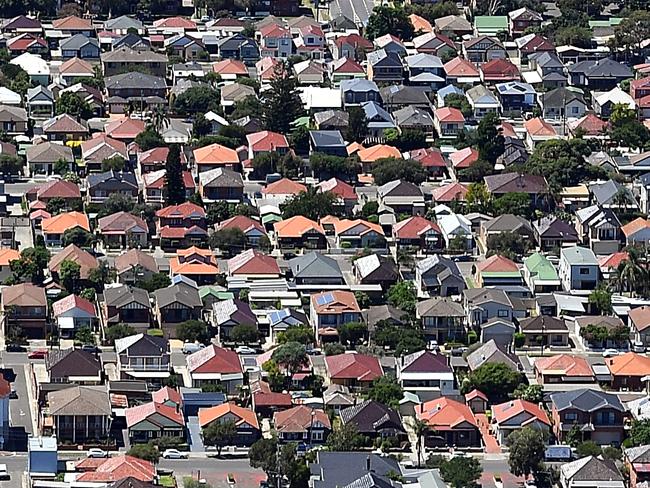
76, 455, 155, 483
48, 243, 98, 279
551, 388, 624, 412
274, 405, 331, 432
535, 354, 593, 377
263, 178, 306, 195
560, 456, 622, 483
274, 215, 324, 238
417, 397, 477, 429
492, 398, 550, 426
48, 385, 111, 416
607, 352, 650, 377
325, 353, 382, 381
227, 249, 279, 275
187, 344, 242, 375
46, 348, 100, 378
393, 216, 441, 240
340, 399, 404, 433
125, 401, 184, 428
2, 283, 46, 307
115, 249, 158, 275
198, 401, 259, 429
289, 252, 343, 280
400, 350, 451, 374
52, 294, 96, 317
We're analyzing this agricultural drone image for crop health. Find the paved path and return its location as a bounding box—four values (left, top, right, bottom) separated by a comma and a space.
475, 414, 501, 454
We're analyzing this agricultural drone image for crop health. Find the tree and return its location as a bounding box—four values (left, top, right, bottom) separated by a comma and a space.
10, 246, 50, 284
262, 62, 304, 134
173, 85, 220, 115
272, 342, 307, 376
366, 375, 403, 407
372, 158, 426, 186
309, 153, 358, 181
231, 95, 262, 120
165, 144, 185, 205
56, 92, 92, 120
252, 152, 302, 179
512, 384, 544, 403
127, 442, 160, 463
203, 420, 236, 455
487, 232, 530, 260
345, 106, 368, 143
588, 285, 612, 315
471, 112, 504, 164
412, 418, 429, 468
366, 6, 414, 40
134, 128, 165, 151
326, 422, 364, 451
439, 457, 482, 488
464, 362, 524, 402
458, 159, 494, 183
176, 320, 210, 344
249, 438, 278, 478
136, 272, 171, 293
407, 1, 459, 22
106, 323, 136, 342
387, 281, 417, 317
192, 112, 212, 138
354, 291, 371, 309
612, 10, 650, 59
230, 324, 258, 344
278, 325, 314, 345
630, 419, 650, 447
101, 155, 126, 172
62, 228, 95, 248
0, 154, 23, 175
338, 322, 368, 347
59, 259, 81, 293
492, 192, 531, 218
465, 182, 492, 213
209, 228, 247, 255
507, 427, 545, 479
324, 343, 345, 355
555, 26, 593, 48
282, 188, 337, 221
576, 441, 602, 457
444, 93, 472, 118
75, 326, 95, 345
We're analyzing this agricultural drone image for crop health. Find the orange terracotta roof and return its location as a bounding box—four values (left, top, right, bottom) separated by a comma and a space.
325, 353, 382, 381
153, 16, 196, 29
59, 57, 94, 75
170, 246, 219, 275
193, 143, 240, 165
0, 248, 20, 266
53, 15, 92, 30
608, 352, 650, 377
599, 251, 629, 269
274, 405, 330, 432
332, 218, 384, 237
213, 59, 248, 75
198, 402, 259, 429
535, 354, 593, 377
492, 399, 550, 426
76, 455, 154, 483
42, 211, 90, 234
444, 57, 479, 77
357, 144, 401, 163
630, 306, 650, 332
525, 117, 557, 137
262, 178, 306, 195
311, 290, 360, 314
622, 217, 650, 238
449, 147, 479, 168
105, 118, 146, 140
409, 13, 433, 33
417, 397, 477, 429
156, 202, 206, 219
274, 215, 324, 238
317, 178, 357, 201
477, 254, 519, 273
246, 131, 289, 151
436, 107, 465, 123
49, 244, 98, 279
346, 141, 365, 155
431, 182, 468, 202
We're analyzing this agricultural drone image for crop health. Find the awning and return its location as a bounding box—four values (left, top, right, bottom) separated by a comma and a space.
124, 371, 170, 378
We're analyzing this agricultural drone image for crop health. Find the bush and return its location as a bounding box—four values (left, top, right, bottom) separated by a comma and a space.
147, 328, 164, 337
340, 241, 352, 249
514, 332, 526, 349
324, 343, 345, 355
467, 330, 478, 344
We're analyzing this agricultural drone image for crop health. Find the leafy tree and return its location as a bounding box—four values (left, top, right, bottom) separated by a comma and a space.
127, 442, 160, 463
106, 323, 136, 342
282, 188, 337, 221
439, 457, 482, 488
576, 441, 602, 457
136, 272, 171, 293
492, 193, 531, 218
310, 153, 358, 181
458, 159, 494, 183
406, 1, 459, 22
56, 92, 92, 120
192, 112, 213, 138
95, 193, 132, 218
59, 259, 81, 294
507, 427, 545, 479
46, 197, 67, 216
366, 6, 414, 40
0, 154, 23, 175
101, 155, 126, 172
203, 419, 237, 455
629, 419, 650, 446
75, 326, 95, 346
366, 375, 403, 407
134, 128, 165, 151
555, 26, 593, 48
10, 246, 50, 284
165, 144, 185, 205
373, 321, 426, 356
291, 125, 310, 154
62, 228, 95, 248
230, 324, 258, 344
345, 106, 369, 143
565, 424, 582, 447
512, 384, 544, 403
387, 281, 417, 317
609, 103, 650, 150
80, 288, 96, 301
466, 112, 504, 164
174, 85, 220, 115
176, 320, 210, 344
252, 152, 302, 179
338, 322, 368, 347
487, 232, 530, 260
465, 182, 492, 214
272, 342, 307, 376
372, 158, 426, 186
231, 95, 263, 120
588, 285, 612, 315
278, 325, 314, 345
463, 362, 524, 402
54, 158, 72, 175
354, 291, 371, 309
249, 438, 278, 477
612, 10, 650, 59
262, 62, 304, 134
326, 423, 364, 451
444, 93, 472, 118
324, 343, 345, 355
209, 228, 247, 255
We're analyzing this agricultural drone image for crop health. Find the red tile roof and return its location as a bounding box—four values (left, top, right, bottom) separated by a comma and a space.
525, 117, 557, 137
477, 254, 519, 273
325, 353, 382, 381
431, 182, 468, 202
492, 399, 550, 425
417, 397, 477, 429
153, 16, 196, 29
274, 405, 331, 432
213, 59, 248, 75
187, 344, 243, 375
32, 180, 81, 200
247, 131, 289, 152
218, 215, 265, 234
105, 118, 146, 140
480, 58, 520, 80
410, 147, 447, 168
125, 401, 185, 428
262, 178, 306, 195
535, 354, 593, 377
274, 215, 324, 238
227, 249, 280, 275
334, 33, 373, 50
449, 147, 479, 168
444, 57, 479, 77
198, 402, 259, 429
76, 455, 155, 483
156, 202, 206, 219
52, 294, 96, 317
317, 178, 357, 201
393, 215, 441, 239
435, 107, 465, 123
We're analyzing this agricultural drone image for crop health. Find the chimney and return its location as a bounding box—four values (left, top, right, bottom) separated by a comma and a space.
176, 403, 179, 414
366, 455, 371, 472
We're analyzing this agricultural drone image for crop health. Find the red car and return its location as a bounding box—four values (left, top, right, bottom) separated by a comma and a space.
28, 349, 48, 359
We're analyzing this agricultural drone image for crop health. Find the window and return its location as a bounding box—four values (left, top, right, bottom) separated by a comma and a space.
497, 309, 509, 317
564, 412, 578, 422
312, 431, 323, 441
579, 267, 590, 275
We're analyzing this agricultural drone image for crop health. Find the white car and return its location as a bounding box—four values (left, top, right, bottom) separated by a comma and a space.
163, 449, 188, 459
0, 464, 8, 480
602, 348, 620, 357
87, 448, 108, 458
182, 342, 205, 354
236, 346, 256, 355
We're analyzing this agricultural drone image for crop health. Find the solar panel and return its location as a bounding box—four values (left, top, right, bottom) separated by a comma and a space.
322, 293, 335, 305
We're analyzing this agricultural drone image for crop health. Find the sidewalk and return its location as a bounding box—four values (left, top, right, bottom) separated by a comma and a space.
475, 414, 500, 454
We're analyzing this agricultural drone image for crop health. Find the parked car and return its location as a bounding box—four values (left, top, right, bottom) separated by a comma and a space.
0, 464, 8, 480
9, 389, 17, 399
183, 342, 205, 354
28, 349, 48, 359
235, 346, 256, 355
602, 348, 620, 357
81, 345, 100, 354
163, 449, 188, 459
6, 344, 26, 352
87, 448, 108, 458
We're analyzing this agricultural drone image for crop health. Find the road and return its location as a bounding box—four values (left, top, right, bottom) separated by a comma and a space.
328, 0, 375, 26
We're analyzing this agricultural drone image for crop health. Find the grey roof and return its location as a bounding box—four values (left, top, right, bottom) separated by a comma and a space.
105, 72, 167, 91
289, 252, 343, 279
113, 33, 149, 50
361, 101, 393, 124
378, 179, 423, 198
310, 452, 401, 488
519, 315, 568, 333
343, 473, 397, 488
561, 456, 623, 483
154, 283, 202, 309
534, 216, 578, 241
466, 84, 499, 104
104, 15, 144, 31
625, 445, 650, 463
221, 82, 256, 102
26, 142, 73, 163
589, 180, 636, 207
309, 130, 345, 148
0, 104, 27, 122
101, 46, 167, 63
380, 85, 430, 105
417, 254, 463, 280
87, 170, 138, 189
314, 109, 349, 127
567, 57, 632, 79
575, 204, 621, 229
393, 106, 434, 127
466, 339, 519, 371
354, 254, 397, 280
405, 53, 443, 69
530, 51, 563, 69
27, 84, 53, 102
48, 385, 111, 416
541, 87, 586, 108
199, 167, 244, 188
367, 49, 402, 67
60, 34, 99, 50
364, 304, 407, 328
551, 388, 624, 412
104, 284, 150, 309
340, 399, 404, 434
560, 246, 598, 266
483, 214, 532, 233
340, 78, 379, 93
434, 15, 472, 31
416, 297, 464, 317
464, 287, 512, 307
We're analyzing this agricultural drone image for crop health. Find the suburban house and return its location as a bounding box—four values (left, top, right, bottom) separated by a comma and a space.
416, 297, 465, 343
560, 456, 624, 488
46, 386, 112, 444
607, 352, 650, 391
559, 246, 600, 292
519, 315, 570, 348
1, 283, 47, 339
416, 397, 480, 447
45, 349, 102, 384
630, 306, 650, 351
198, 402, 260, 446
535, 354, 595, 384
274, 216, 326, 250
396, 350, 457, 401
274, 405, 331, 444
324, 353, 382, 389
491, 399, 550, 444
51, 295, 98, 339
463, 288, 514, 327
125, 401, 185, 444
153, 279, 203, 335
115, 334, 171, 382
186, 345, 244, 393
103, 285, 152, 333
309, 291, 362, 343
340, 400, 405, 442
415, 255, 464, 297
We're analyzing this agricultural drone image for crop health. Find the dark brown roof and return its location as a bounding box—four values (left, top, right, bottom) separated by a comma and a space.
484, 172, 549, 194
46, 348, 101, 379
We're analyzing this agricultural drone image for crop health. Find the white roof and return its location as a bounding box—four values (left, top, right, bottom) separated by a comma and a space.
0, 87, 21, 105
205, 110, 229, 126
594, 87, 635, 109
299, 87, 341, 110
437, 213, 471, 236
10, 52, 50, 75
114, 333, 145, 354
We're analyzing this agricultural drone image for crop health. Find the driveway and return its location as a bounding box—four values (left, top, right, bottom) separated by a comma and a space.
187, 416, 205, 452
475, 414, 500, 454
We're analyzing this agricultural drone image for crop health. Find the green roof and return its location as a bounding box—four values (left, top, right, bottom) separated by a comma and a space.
474, 16, 508, 31
524, 253, 559, 281
262, 214, 282, 224
481, 271, 522, 278
199, 286, 234, 301
291, 116, 311, 128
589, 18, 622, 28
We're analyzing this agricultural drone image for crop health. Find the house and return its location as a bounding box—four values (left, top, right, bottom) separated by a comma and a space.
193, 143, 242, 173
104, 118, 145, 142
630, 306, 650, 351
480, 214, 533, 252
246, 131, 289, 159
415, 255, 464, 297
353, 254, 398, 290
262, 178, 307, 202
437, 212, 473, 249
515, 34, 554, 64
366, 49, 403, 84
567, 58, 632, 90
52, 295, 98, 340
156, 202, 207, 250
60, 34, 100, 59
462, 35, 506, 64
273, 216, 326, 251
575, 205, 621, 255
568, 113, 608, 139
198, 402, 260, 446
101, 47, 167, 77
466, 85, 501, 118
316, 178, 357, 213
49, 244, 98, 281
535, 354, 594, 384
523, 253, 562, 293
26, 142, 74, 176
331, 33, 373, 61
211, 299, 256, 341
340, 400, 405, 441
41, 211, 90, 248
103, 285, 152, 333
393, 106, 435, 134
309, 291, 361, 342
168, 247, 220, 285
593, 87, 636, 118
550, 388, 625, 445
360, 102, 396, 139
607, 352, 650, 391
217, 34, 260, 63
42, 113, 89, 142
198, 168, 244, 203
377, 180, 425, 216
475, 254, 523, 287
289, 252, 344, 286
26, 85, 54, 119
435, 15, 473, 38
496, 82, 536, 112
332, 218, 386, 248
80, 135, 127, 172
73, 456, 155, 484
530, 52, 567, 88
575, 315, 628, 350
227, 249, 280, 279
622, 217, 650, 246
393, 216, 443, 252
274, 405, 331, 444
125, 401, 185, 444
463, 288, 514, 327
47, 386, 111, 443
491, 399, 550, 444
444, 57, 481, 84
340, 78, 380, 106
433, 107, 465, 138
7, 33, 48, 56
325, 353, 382, 389
115, 334, 170, 382
450, 147, 479, 171
187, 345, 244, 393
115, 249, 159, 285
509, 7, 543, 37
519, 315, 570, 348
540, 87, 588, 120
480, 58, 520, 83
309, 131, 347, 157
217, 216, 266, 248
259, 23, 293, 58
87, 171, 138, 204
484, 172, 549, 204
45, 348, 101, 384
142, 169, 194, 205
416, 297, 465, 342
153, 279, 203, 335
0, 248, 19, 283
533, 216, 579, 251
104, 72, 167, 114
416, 397, 480, 447
97, 212, 148, 249
396, 350, 456, 401
625, 445, 650, 487
0, 105, 26, 136
308, 452, 403, 488
559, 247, 600, 292
467, 340, 519, 371
480, 317, 516, 348
560, 456, 624, 488
412, 32, 456, 58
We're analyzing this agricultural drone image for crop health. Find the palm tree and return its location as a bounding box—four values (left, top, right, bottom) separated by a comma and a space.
150, 106, 169, 133
620, 249, 644, 296
412, 418, 429, 468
